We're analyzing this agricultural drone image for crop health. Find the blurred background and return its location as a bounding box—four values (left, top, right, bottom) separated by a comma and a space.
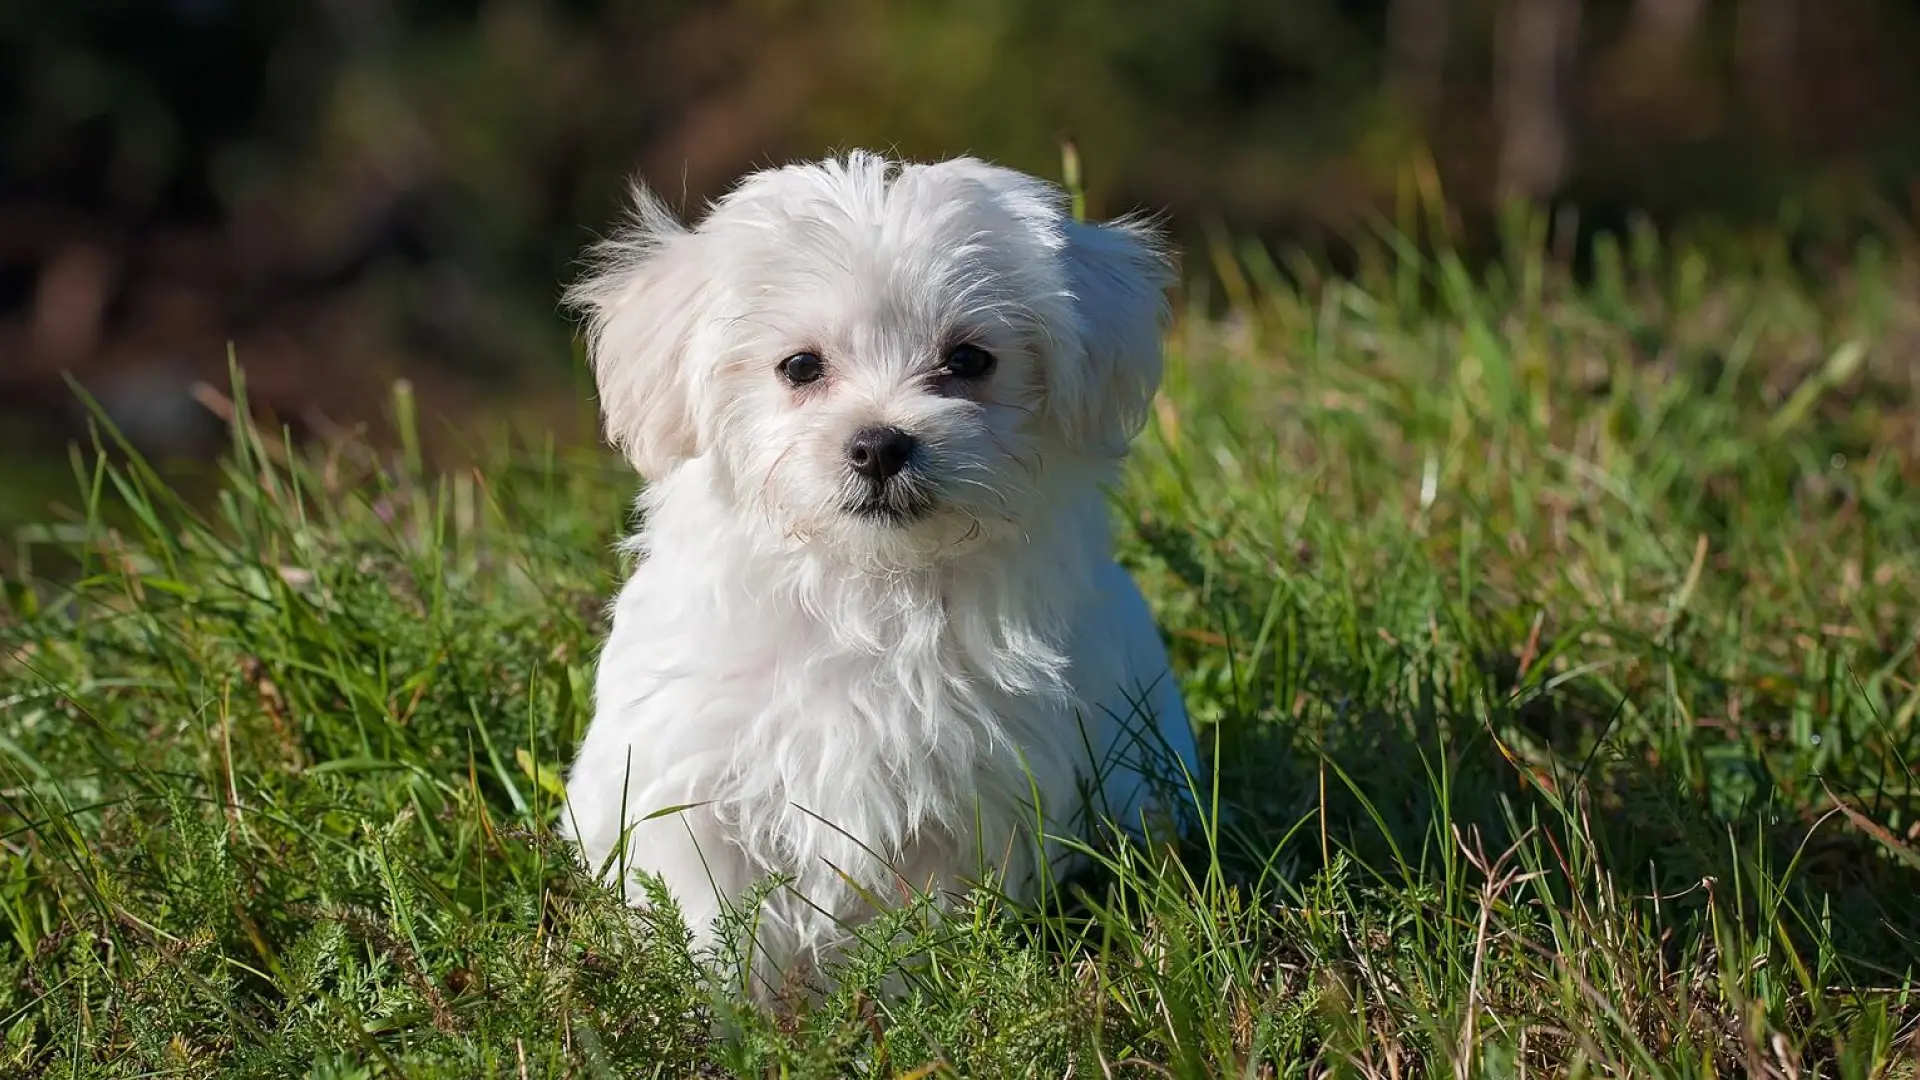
4, 0, 1920, 508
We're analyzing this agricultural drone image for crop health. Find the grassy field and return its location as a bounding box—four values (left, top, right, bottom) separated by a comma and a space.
3, 205, 1919, 1076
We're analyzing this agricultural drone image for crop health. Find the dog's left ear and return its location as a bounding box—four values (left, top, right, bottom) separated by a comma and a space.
564, 183, 712, 481
1051, 215, 1176, 459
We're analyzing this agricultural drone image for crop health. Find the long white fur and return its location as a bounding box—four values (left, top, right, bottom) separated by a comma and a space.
559, 151, 1201, 1001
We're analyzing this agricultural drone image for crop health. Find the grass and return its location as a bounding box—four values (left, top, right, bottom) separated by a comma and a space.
3, 203, 1920, 1076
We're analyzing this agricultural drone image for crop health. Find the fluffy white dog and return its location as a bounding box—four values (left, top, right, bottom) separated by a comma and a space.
559, 151, 1200, 1000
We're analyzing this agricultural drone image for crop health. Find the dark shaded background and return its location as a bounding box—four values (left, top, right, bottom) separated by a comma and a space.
4, 0, 1919, 481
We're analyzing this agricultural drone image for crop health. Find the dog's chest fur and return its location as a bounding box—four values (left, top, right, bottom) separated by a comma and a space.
582, 464, 1103, 887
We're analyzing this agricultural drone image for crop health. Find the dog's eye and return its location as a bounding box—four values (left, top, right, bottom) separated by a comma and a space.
942, 343, 995, 380
778, 352, 825, 385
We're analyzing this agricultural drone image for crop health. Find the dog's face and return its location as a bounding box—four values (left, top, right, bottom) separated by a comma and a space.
568, 153, 1173, 566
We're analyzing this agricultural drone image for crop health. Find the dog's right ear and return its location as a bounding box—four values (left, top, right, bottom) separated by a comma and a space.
565, 183, 709, 480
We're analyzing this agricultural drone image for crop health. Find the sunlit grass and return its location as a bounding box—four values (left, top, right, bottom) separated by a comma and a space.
3, 208, 1918, 1076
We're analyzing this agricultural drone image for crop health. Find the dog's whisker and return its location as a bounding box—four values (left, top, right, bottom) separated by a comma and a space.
760, 442, 799, 507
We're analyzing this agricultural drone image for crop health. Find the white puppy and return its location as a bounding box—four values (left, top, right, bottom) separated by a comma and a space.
559, 151, 1200, 1000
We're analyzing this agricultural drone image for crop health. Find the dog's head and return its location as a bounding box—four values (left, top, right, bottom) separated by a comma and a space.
567, 152, 1173, 565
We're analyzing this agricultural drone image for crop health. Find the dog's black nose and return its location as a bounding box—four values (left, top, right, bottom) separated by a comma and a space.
845, 425, 917, 481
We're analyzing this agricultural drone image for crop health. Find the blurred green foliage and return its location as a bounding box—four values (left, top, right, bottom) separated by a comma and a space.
4, 0, 1920, 410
